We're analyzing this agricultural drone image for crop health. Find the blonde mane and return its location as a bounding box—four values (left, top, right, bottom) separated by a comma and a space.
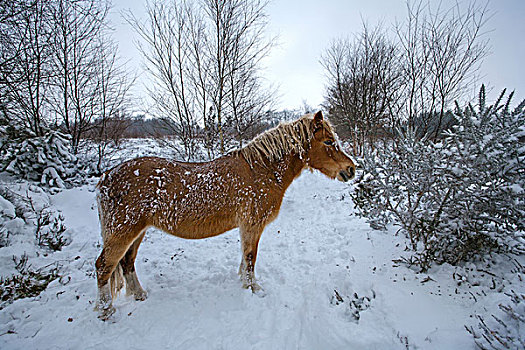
238, 114, 334, 166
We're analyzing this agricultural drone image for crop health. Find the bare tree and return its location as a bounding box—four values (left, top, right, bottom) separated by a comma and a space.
394, 0, 427, 131
1, 0, 133, 173
223, 0, 275, 148
129, 0, 275, 159
89, 35, 134, 173
184, 1, 216, 159
321, 38, 353, 140
49, 0, 110, 153
202, 0, 229, 153
228, 73, 274, 147
0, 0, 32, 125
395, 0, 490, 138
129, 0, 201, 160
0, 0, 54, 136
202, 0, 274, 152
322, 1, 490, 151
322, 24, 402, 155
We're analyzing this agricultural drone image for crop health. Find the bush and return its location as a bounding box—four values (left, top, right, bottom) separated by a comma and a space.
0, 186, 66, 311
0, 186, 68, 251
34, 206, 67, 251
353, 86, 525, 270
0, 226, 9, 248
0, 254, 59, 310
0, 192, 16, 247
2, 130, 81, 188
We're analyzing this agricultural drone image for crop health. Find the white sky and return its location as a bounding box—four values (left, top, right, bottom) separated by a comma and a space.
110, 0, 525, 111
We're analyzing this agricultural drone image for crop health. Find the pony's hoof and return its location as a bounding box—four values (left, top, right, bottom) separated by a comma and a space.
250, 283, 262, 293
134, 290, 148, 301
243, 281, 264, 295
252, 285, 266, 297
97, 305, 116, 321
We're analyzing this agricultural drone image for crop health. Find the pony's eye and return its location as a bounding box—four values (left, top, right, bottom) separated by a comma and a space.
323, 140, 334, 146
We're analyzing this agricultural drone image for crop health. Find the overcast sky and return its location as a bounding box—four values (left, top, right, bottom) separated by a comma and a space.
110, 0, 525, 111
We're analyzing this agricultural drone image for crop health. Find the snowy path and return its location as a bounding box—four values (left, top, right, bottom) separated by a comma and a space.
1, 171, 484, 349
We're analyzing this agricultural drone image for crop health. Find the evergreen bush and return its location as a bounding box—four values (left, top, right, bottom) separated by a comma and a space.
2, 130, 81, 188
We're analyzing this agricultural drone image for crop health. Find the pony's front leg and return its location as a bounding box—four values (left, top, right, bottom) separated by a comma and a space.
239, 224, 264, 292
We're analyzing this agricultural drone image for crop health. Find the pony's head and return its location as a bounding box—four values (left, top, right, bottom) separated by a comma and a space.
306, 111, 355, 182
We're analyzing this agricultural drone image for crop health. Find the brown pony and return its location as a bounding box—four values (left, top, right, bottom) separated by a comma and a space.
95, 111, 355, 319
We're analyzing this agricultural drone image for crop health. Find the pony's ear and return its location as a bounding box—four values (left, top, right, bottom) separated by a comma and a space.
313, 111, 324, 131
314, 111, 323, 123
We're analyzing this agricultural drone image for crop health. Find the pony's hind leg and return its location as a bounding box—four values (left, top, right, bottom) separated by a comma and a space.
239, 224, 264, 292
95, 226, 142, 319
95, 244, 126, 319
120, 231, 147, 301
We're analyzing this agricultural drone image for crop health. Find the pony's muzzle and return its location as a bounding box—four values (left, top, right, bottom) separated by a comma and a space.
339, 166, 355, 182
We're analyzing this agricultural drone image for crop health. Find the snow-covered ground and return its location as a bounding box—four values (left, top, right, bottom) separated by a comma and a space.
0, 162, 523, 349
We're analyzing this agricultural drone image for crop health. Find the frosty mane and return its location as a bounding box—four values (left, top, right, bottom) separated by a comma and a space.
238, 114, 334, 166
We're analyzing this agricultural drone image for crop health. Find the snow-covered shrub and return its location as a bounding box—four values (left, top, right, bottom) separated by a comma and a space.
0, 189, 24, 248
471, 290, 525, 350
353, 129, 443, 238
0, 192, 17, 247
0, 254, 59, 310
2, 130, 81, 188
354, 130, 457, 270
0, 186, 68, 251
0, 227, 9, 248
34, 207, 67, 251
438, 87, 525, 259
353, 86, 525, 270
0, 186, 66, 309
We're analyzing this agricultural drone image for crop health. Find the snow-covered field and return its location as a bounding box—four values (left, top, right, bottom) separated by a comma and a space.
0, 148, 523, 349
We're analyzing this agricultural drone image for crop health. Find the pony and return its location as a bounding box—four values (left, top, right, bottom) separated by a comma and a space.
95, 111, 355, 319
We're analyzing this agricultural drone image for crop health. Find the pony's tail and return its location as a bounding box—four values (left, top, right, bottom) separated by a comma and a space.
109, 264, 125, 298
97, 189, 125, 298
